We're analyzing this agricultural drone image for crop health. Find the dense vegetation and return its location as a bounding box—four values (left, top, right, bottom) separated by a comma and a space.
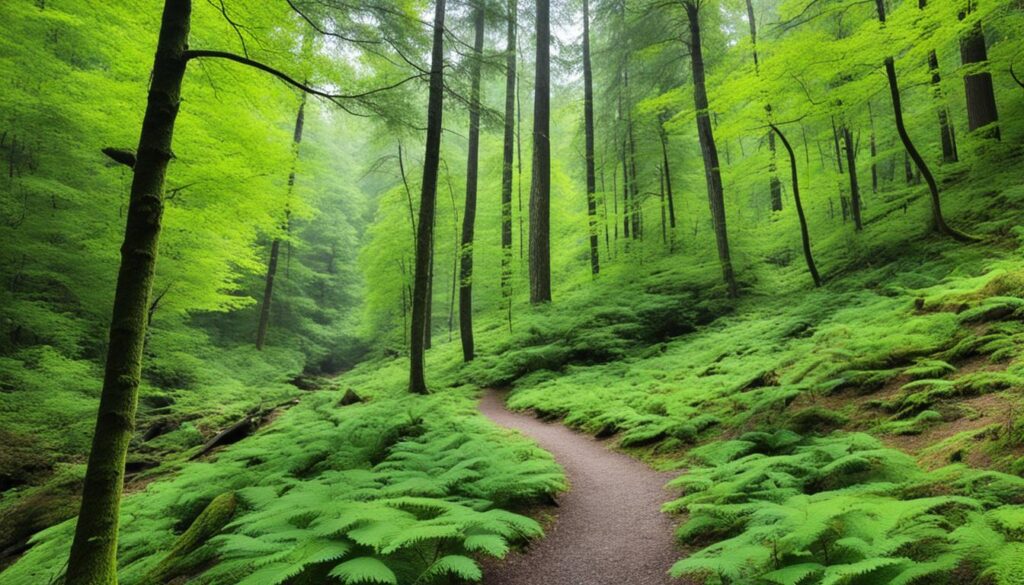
1, 0, 1023, 583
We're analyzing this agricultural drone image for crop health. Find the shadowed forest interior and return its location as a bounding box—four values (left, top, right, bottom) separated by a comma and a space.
2, 0, 1024, 583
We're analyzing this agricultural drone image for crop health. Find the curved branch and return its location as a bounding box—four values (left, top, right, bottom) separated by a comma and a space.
182, 50, 427, 100
1011, 59, 1024, 90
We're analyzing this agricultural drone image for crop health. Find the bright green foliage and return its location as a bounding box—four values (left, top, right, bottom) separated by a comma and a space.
667, 432, 1024, 585
2, 0, 1024, 581
1, 366, 563, 584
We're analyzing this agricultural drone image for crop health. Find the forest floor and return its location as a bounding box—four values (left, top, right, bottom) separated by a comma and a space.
478, 389, 681, 585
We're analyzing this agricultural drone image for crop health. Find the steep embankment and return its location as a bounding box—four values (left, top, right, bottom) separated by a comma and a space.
479, 389, 679, 585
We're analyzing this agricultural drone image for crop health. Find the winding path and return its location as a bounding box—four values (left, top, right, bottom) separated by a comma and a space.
478, 389, 681, 585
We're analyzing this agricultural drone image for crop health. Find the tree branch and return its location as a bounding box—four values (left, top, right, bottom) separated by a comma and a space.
182, 50, 427, 101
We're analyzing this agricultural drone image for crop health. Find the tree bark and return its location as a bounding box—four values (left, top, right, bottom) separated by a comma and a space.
582, 0, 600, 275
684, 1, 738, 297
255, 95, 306, 350
66, 2, 191, 583
255, 239, 281, 350
659, 123, 677, 230
842, 125, 862, 230
409, 0, 446, 393
621, 136, 631, 239
868, 101, 879, 193
459, 2, 484, 362
659, 166, 667, 244
770, 124, 821, 287
625, 69, 641, 240
960, 19, 1000, 138
529, 0, 552, 303
929, 50, 959, 162
500, 0, 516, 294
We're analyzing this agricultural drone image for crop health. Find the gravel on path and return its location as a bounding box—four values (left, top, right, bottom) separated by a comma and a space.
478, 389, 682, 585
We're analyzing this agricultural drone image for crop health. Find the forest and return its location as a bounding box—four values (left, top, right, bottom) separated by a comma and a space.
1, 0, 1024, 583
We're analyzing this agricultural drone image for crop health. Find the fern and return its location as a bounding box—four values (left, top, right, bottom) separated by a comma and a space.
329, 557, 398, 585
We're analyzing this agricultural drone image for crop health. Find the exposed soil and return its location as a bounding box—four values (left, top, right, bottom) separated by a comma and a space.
478, 389, 684, 585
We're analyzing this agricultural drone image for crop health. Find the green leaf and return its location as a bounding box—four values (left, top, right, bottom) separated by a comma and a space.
420, 555, 483, 582
463, 533, 509, 558
761, 563, 824, 585
329, 557, 398, 585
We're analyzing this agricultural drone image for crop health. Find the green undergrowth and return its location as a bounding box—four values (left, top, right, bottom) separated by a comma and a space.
0, 326, 307, 560
1, 362, 564, 585
667, 431, 1024, 585
504, 237, 1024, 468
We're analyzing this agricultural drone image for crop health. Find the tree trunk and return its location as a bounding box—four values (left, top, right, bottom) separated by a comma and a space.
684, 1, 738, 297
770, 124, 821, 287
410, 0, 447, 393
582, 0, 600, 275
960, 19, 1000, 138
868, 101, 879, 193
831, 116, 844, 174
659, 166, 667, 244
929, 50, 959, 162
621, 136, 631, 239
255, 95, 306, 350
528, 0, 551, 303
425, 226, 433, 349
255, 239, 281, 350
626, 90, 641, 239
659, 123, 677, 230
744, 0, 782, 212
883, 55, 971, 240
876, 0, 970, 240
501, 0, 516, 293
66, 2, 191, 583
459, 2, 484, 362
769, 132, 783, 211
842, 125, 862, 230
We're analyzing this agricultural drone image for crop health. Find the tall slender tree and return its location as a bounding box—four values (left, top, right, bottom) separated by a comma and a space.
658, 121, 677, 231
65, 4, 193, 582
409, 0, 447, 393
874, 0, 971, 241
500, 0, 516, 308
770, 123, 821, 287
582, 0, 600, 275
529, 0, 552, 303
255, 93, 306, 350
459, 1, 485, 361
683, 0, 738, 297
842, 124, 862, 230
744, 0, 782, 211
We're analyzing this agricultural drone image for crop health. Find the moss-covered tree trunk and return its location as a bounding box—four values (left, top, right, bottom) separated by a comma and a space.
582, 0, 600, 275
959, 19, 999, 139
528, 0, 552, 304
459, 2, 484, 362
684, 0, 738, 298
409, 0, 446, 393
65, 1, 191, 583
